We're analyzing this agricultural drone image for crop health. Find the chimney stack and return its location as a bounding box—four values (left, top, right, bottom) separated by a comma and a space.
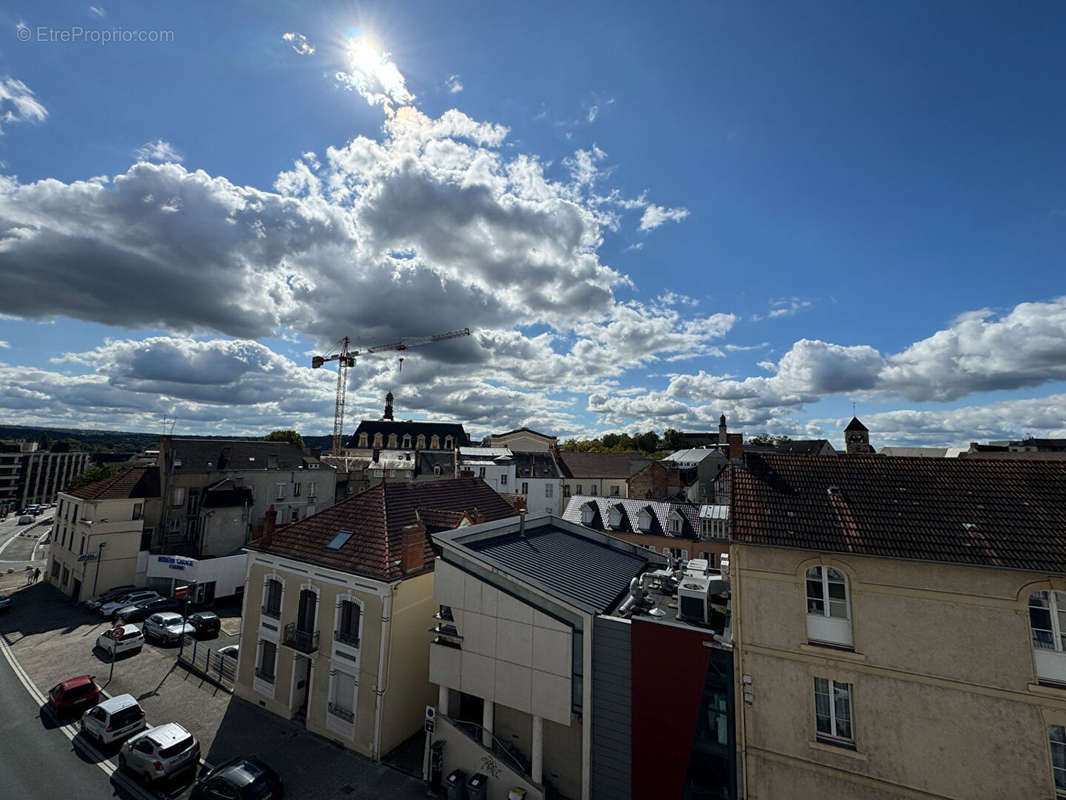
262, 504, 277, 548
401, 520, 427, 573
372, 447, 380, 463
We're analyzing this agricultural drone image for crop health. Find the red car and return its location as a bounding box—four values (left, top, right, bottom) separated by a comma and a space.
48, 675, 102, 717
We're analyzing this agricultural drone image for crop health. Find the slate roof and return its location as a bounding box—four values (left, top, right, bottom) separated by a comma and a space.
776, 439, 835, 455
418, 451, 456, 476
170, 439, 315, 472
516, 452, 562, 479
731, 453, 1066, 573
253, 477, 515, 581
844, 417, 868, 432
348, 420, 469, 448
561, 495, 700, 537
67, 467, 161, 501
464, 524, 657, 613
558, 451, 651, 479
488, 427, 557, 441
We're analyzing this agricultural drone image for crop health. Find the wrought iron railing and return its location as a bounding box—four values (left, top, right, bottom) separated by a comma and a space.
284, 622, 319, 653
334, 628, 360, 647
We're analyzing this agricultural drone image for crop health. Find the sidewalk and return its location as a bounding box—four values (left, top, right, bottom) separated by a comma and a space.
0, 582, 429, 800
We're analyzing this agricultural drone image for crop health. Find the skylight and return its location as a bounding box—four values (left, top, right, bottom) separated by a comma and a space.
326, 530, 353, 550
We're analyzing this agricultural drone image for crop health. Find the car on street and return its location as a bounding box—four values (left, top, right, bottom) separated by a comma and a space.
47, 675, 102, 718
85, 585, 138, 611
96, 623, 144, 658
186, 610, 221, 638
143, 612, 196, 645
79, 694, 147, 747
18, 515, 34, 524
0, 593, 11, 611
217, 645, 239, 659
120, 722, 200, 785
116, 596, 181, 622
191, 756, 284, 800
100, 590, 160, 618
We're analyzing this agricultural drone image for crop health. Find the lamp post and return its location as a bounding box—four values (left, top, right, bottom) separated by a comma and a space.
92, 542, 106, 596
178, 581, 197, 660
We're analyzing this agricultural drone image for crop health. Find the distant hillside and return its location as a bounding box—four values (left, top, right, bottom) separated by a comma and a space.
0, 424, 335, 454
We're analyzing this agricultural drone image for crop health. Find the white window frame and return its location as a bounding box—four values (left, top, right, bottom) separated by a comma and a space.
373, 433, 383, 448
806, 565, 853, 648
254, 639, 279, 698
358, 433, 369, 448
387, 434, 398, 449
333, 594, 364, 652
402, 434, 412, 449
261, 574, 285, 629
171, 487, 185, 507
813, 677, 854, 747
1030, 590, 1066, 685
293, 482, 302, 497
444, 436, 454, 450
1050, 724, 1066, 799
431, 435, 440, 449
275, 482, 287, 500
308, 482, 316, 498
417, 434, 426, 449
326, 667, 358, 735
499, 473, 508, 486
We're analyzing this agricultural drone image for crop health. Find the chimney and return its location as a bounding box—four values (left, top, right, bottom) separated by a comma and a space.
728, 433, 744, 461
372, 447, 380, 463
401, 520, 427, 573
262, 504, 277, 548
518, 510, 527, 537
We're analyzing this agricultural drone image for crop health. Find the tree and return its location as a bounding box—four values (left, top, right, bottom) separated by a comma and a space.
264, 430, 305, 449
748, 433, 792, 445
662, 429, 686, 451
635, 430, 660, 453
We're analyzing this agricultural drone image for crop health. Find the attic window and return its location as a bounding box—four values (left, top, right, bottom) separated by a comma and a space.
326, 530, 353, 550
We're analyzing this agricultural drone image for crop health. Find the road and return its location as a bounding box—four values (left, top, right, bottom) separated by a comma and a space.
0, 515, 49, 589
0, 633, 127, 800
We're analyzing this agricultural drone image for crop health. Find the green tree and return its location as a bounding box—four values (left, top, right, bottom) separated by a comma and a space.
749, 433, 792, 445
662, 428, 686, 451
634, 430, 660, 453
264, 430, 305, 449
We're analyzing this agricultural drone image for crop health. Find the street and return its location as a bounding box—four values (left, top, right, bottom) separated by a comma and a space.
0, 514, 49, 585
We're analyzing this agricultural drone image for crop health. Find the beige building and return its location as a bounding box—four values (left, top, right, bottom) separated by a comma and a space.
47, 467, 161, 602
484, 427, 558, 452
233, 477, 515, 761
730, 453, 1066, 800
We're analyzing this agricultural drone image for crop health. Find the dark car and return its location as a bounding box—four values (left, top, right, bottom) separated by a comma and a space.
48, 675, 102, 718
116, 596, 182, 623
191, 757, 284, 800
186, 611, 221, 638
85, 585, 138, 611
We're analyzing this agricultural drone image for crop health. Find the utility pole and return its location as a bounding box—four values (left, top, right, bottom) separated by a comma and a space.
92, 542, 106, 595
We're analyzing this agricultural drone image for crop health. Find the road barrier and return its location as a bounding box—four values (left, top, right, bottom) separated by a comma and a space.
176, 635, 238, 692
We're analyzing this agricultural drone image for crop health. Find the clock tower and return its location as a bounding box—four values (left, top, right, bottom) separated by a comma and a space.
844, 417, 874, 454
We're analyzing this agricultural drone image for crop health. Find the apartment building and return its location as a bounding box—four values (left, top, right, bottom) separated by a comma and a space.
729, 453, 1066, 800
0, 440, 92, 515
233, 477, 515, 762
47, 467, 161, 602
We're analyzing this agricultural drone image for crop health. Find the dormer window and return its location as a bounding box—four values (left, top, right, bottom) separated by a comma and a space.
431, 435, 440, 449
417, 434, 426, 449
402, 434, 412, 449
444, 436, 454, 450
359, 433, 369, 448
387, 434, 398, 449
373, 433, 383, 448
580, 503, 596, 526
607, 505, 625, 530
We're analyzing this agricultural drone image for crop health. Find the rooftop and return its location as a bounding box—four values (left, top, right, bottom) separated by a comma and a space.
731, 453, 1066, 573
557, 451, 651, 479
66, 467, 160, 501
562, 495, 700, 536
166, 439, 317, 472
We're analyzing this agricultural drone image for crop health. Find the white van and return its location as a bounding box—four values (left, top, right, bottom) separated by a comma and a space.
80, 693, 146, 746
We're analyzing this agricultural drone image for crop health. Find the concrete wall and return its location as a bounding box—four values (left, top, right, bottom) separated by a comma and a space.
518, 477, 562, 515
561, 477, 628, 500
733, 544, 1066, 800
432, 714, 544, 800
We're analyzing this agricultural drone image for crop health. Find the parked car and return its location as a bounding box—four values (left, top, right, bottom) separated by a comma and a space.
143, 612, 196, 645
85, 585, 138, 611
116, 597, 181, 623
96, 623, 144, 658
191, 756, 284, 800
217, 645, 239, 659
101, 590, 160, 618
0, 594, 10, 611
79, 693, 146, 746
47, 675, 102, 718
17, 515, 34, 525
186, 611, 221, 638
119, 722, 200, 785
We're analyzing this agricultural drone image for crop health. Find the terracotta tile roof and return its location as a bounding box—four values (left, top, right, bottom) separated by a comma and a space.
254, 477, 515, 581
558, 451, 651, 479
67, 467, 160, 500
731, 453, 1066, 573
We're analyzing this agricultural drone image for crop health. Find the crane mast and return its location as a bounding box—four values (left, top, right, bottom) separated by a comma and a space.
312, 327, 471, 456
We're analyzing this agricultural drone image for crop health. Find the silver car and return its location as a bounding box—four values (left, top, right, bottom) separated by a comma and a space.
143, 612, 196, 645
119, 722, 200, 785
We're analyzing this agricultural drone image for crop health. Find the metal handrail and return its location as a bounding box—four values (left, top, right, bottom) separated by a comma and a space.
283, 622, 319, 653
444, 714, 532, 779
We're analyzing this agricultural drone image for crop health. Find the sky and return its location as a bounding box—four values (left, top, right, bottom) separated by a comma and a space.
1, 1, 1065, 449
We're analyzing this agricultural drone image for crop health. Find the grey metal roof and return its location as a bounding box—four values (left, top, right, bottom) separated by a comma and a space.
171, 439, 315, 472
466, 526, 651, 613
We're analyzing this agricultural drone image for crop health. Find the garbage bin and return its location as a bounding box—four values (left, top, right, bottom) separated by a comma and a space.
466, 772, 488, 800
444, 768, 467, 800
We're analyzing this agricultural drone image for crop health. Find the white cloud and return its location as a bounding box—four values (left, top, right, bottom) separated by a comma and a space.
446, 74, 463, 93
335, 34, 414, 115
587, 105, 599, 122
135, 139, 183, 163
0, 77, 48, 133
754, 296, 813, 320
89, 6, 106, 16
0, 340, 8, 348
282, 31, 315, 56
639, 203, 689, 231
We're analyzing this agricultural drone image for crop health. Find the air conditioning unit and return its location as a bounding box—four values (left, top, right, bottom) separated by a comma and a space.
677, 573, 730, 626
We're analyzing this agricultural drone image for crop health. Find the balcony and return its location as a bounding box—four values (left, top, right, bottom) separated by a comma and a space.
284, 622, 319, 654
334, 628, 360, 648
261, 604, 281, 621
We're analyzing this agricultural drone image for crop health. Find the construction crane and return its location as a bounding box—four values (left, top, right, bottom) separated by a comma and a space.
312, 327, 472, 455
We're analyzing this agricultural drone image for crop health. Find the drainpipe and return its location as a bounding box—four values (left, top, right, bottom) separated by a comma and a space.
372, 586, 394, 760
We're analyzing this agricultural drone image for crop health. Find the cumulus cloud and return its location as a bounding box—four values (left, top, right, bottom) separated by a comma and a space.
135, 139, 183, 163
335, 34, 414, 115
282, 31, 314, 55
639, 203, 689, 231
0, 340, 8, 348
446, 74, 463, 93
0, 77, 48, 133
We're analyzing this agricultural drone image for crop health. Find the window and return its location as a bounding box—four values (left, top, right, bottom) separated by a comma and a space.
431, 435, 440, 449
670, 515, 681, 533
293, 482, 302, 497
267, 455, 278, 469
139, 529, 153, 551
590, 486, 597, 496
329, 669, 357, 723
336, 599, 361, 646
373, 433, 383, 448
1030, 591, 1066, 652
576, 484, 583, 495
79, 536, 85, 555
171, 487, 185, 507
814, 678, 853, 747
1050, 725, 1066, 799
51, 560, 60, 579
499, 474, 508, 486
263, 578, 283, 619
132, 503, 143, 521
444, 436, 454, 450
479, 467, 486, 478
610, 485, 620, 497
806, 566, 853, 648
545, 484, 554, 498
275, 482, 287, 500
257, 640, 277, 683
563, 485, 571, 497
417, 435, 426, 449
402, 434, 412, 449
521, 482, 529, 494
308, 482, 316, 498
61, 565, 69, 586
387, 434, 398, 449
358, 433, 369, 448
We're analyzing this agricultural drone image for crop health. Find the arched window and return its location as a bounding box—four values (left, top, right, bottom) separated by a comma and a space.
444, 436, 454, 450
387, 433, 398, 449
417, 434, 426, 449
430, 435, 440, 449
358, 433, 368, 448
402, 434, 412, 449
805, 566, 852, 648
1030, 590, 1066, 684
373, 433, 383, 448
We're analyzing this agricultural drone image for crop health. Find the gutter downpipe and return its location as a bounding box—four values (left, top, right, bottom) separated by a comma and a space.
372, 586, 394, 760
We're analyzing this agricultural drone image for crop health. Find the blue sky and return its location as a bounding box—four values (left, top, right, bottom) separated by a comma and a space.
1, 1, 1065, 448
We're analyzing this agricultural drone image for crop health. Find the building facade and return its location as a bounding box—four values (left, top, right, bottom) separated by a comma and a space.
730, 453, 1066, 800
0, 441, 92, 515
